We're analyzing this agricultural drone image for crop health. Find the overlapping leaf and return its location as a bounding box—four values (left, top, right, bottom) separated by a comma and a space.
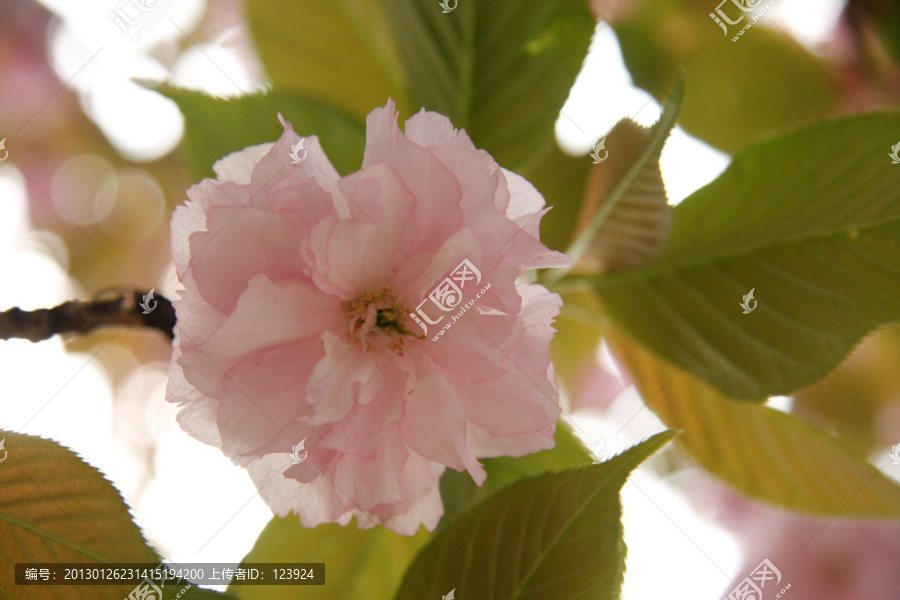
381, 0, 595, 170
614, 0, 839, 152
567, 79, 681, 274
159, 87, 366, 180
395, 432, 676, 600
440, 421, 593, 525
608, 330, 900, 517
0, 431, 230, 599
592, 112, 900, 398
230, 516, 430, 600
522, 142, 592, 252
246, 0, 410, 121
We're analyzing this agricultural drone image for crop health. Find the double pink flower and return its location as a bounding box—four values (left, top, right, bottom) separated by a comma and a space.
167, 100, 570, 534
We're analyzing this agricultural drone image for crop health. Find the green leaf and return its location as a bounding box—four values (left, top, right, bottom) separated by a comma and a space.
382, 0, 595, 170
158, 87, 367, 180
566, 78, 681, 274
608, 329, 900, 517
230, 516, 430, 600
524, 142, 592, 252
0, 431, 232, 599
549, 299, 605, 407
792, 325, 900, 456
246, 0, 410, 122
395, 431, 677, 600
850, 0, 900, 63
439, 421, 593, 525
481, 420, 594, 493
614, 0, 839, 152
0, 430, 155, 597
591, 111, 900, 399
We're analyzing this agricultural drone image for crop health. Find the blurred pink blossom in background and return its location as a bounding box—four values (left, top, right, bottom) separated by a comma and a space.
688, 474, 900, 600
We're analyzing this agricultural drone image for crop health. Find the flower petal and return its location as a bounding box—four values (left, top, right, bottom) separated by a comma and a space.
400, 372, 486, 485
204, 274, 343, 365
305, 332, 391, 424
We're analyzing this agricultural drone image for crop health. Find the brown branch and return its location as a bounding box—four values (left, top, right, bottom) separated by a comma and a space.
0, 289, 176, 342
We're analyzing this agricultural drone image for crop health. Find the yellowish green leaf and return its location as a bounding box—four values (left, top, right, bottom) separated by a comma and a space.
230, 517, 430, 600
607, 330, 900, 517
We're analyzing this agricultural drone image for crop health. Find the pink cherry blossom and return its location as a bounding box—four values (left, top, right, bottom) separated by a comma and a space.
166, 100, 570, 534
705, 479, 900, 600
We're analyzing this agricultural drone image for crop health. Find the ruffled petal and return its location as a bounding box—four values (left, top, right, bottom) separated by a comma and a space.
400, 372, 486, 485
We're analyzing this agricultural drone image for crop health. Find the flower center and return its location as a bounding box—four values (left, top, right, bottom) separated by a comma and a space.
343, 287, 420, 353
